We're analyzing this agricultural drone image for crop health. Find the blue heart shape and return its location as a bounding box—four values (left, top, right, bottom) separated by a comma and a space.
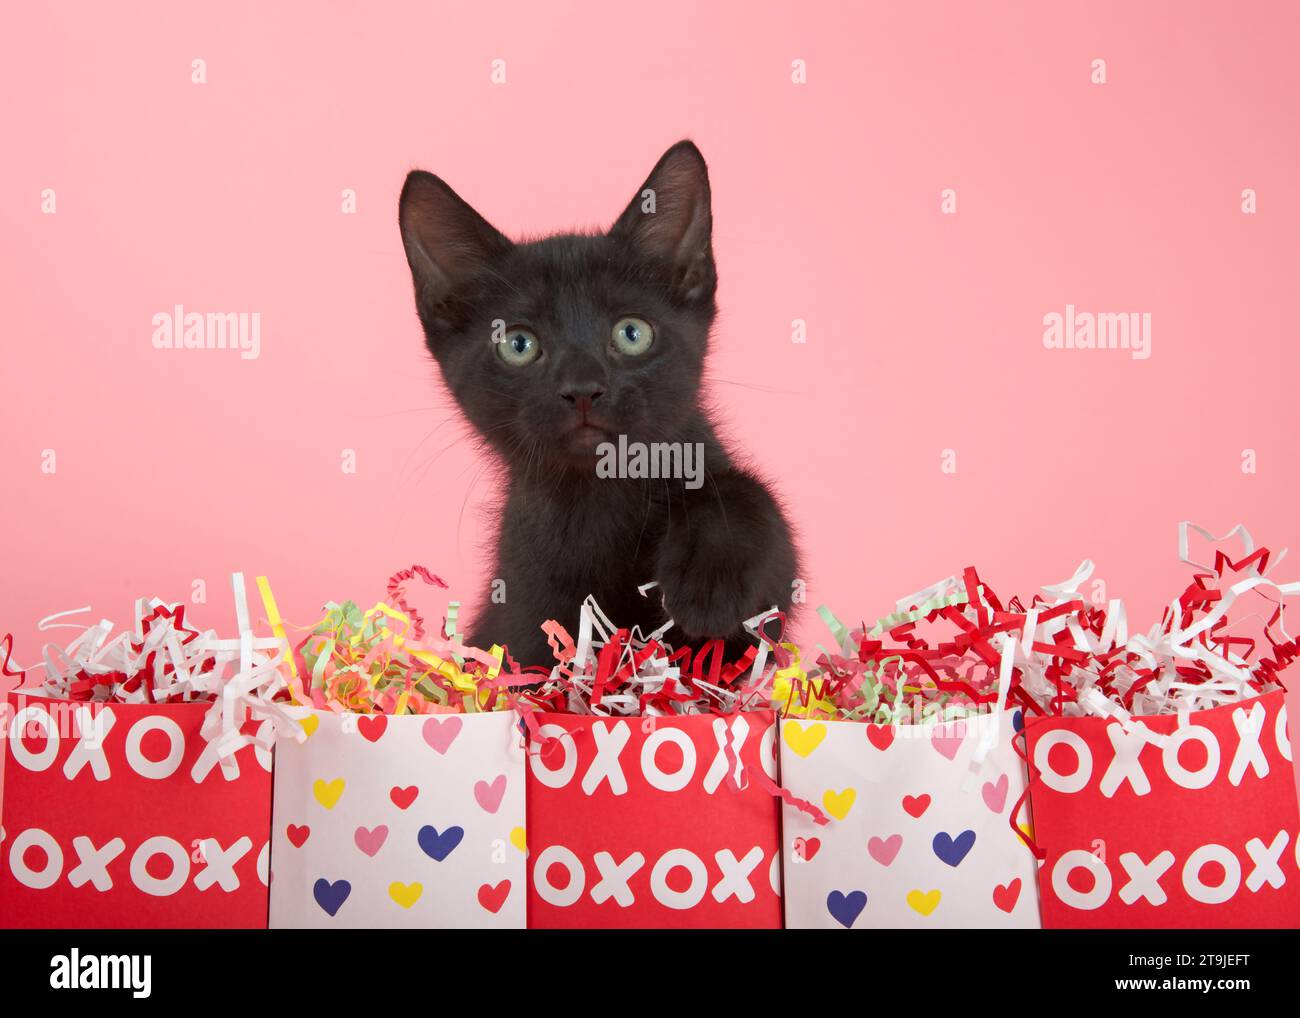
417, 824, 465, 862
932, 829, 977, 867
1013, 709, 1024, 733
826, 889, 868, 929
312, 878, 351, 917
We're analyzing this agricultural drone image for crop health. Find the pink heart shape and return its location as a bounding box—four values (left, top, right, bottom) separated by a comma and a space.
931, 722, 965, 760
474, 774, 507, 814
422, 715, 463, 754
867, 833, 903, 866
354, 824, 389, 857
982, 773, 1009, 813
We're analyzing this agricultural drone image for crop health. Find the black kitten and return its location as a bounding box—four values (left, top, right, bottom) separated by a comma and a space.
398, 140, 798, 666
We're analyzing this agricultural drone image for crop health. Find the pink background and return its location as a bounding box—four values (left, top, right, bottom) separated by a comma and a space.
2, 0, 1298, 733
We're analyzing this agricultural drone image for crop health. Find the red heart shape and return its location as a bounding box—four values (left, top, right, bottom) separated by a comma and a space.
477, 880, 511, 914
866, 724, 895, 751
993, 877, 1021, 914
793, 836, 821, 861
357, 715, 388, 743
902, 793, 931, 818
286, 824, 310, 848
389, 785, 419, 810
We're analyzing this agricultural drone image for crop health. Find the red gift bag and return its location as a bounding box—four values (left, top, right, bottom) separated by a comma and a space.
1025, 690, 1300, 928
0, 692, 273, 928
526, 709, 782, 928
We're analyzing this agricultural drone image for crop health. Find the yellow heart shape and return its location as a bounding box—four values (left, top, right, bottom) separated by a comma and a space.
312, 777, 345, 810
783, 721, 827, 758
907, 888, 942, 916
300, 713, 320, 738
389, 882, 423, 909
822, 787, 856, 820
509, 826, 527, 852
1018, 819, 1034, 841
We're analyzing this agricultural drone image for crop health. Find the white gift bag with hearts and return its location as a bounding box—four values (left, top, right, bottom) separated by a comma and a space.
779, 709, 1041, 929
268, 709, 526, 928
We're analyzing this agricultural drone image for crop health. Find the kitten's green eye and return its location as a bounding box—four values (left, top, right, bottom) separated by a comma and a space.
497, 327, 540, 366
612, 317, 654, 356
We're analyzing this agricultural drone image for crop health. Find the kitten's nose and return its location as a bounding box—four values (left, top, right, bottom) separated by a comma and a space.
560, 386, 604, 416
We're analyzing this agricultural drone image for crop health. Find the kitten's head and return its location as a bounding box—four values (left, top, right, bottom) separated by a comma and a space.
398, 141, 716, 474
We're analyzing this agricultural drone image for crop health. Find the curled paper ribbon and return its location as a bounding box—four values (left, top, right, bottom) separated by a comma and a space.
787, 522, 1299, 733
256, 569, 517, 718
0, 632, 28, 696
385, 565, 448, 641
22, 574, 308, 761
524, 594, 780, 720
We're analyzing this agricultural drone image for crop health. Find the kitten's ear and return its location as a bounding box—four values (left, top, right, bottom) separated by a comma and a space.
399, 170, 511, 319
610, 140, 715, 303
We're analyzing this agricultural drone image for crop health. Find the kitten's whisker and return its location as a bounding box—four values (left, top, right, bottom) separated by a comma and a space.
527, 438, 544, 488
456, 462, 490, 554
632, 477, 654, 561
704, 376, 798, 396
398, 416, 465, 478
403, 431, 474, 497
661, 477, 673, 544
705, 468, 733, 544
476, 263, 527, 301
348, 405, 445, 419
545, 455, 568, 505
679, 476, 692, 542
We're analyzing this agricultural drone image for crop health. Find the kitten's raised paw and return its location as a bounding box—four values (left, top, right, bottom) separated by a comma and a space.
656, 545, 769, 643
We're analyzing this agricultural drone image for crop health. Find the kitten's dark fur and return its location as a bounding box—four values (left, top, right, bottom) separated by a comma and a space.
398, 141, 798, 666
